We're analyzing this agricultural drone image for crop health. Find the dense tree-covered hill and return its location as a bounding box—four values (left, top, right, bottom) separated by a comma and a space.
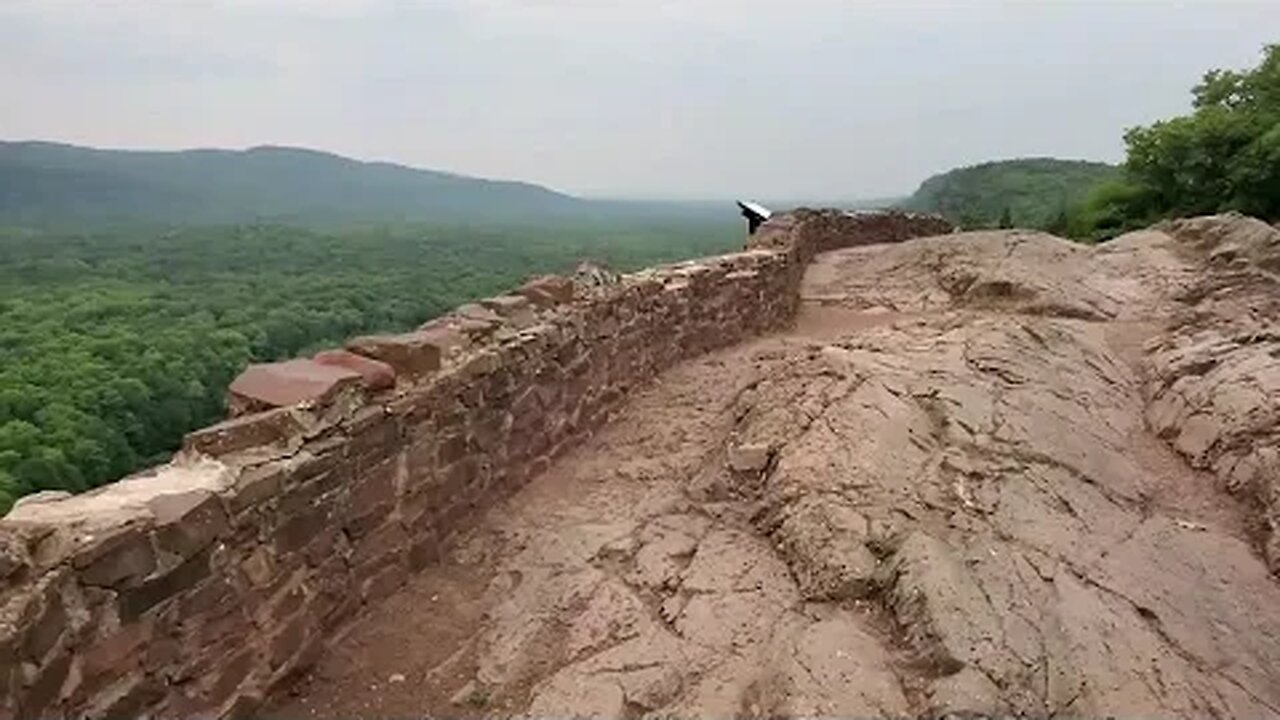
901, 158, 1118, 230
0, 141, 591, 227
0, 217, 741, 512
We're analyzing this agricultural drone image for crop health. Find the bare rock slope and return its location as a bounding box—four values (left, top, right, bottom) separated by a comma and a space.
272, 215, 1280, 719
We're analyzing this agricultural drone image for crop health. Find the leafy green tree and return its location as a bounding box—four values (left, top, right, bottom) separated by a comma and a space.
1069, 180, 1154, 242
1078, 44, 1280, 238
1046, 205, 1070, 237
998, 207, 1013, 229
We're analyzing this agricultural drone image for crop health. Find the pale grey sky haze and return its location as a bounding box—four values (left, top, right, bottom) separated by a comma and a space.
2, 1, 1277, 199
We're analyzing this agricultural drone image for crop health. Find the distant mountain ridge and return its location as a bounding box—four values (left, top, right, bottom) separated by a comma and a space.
0, 141, 586, 227
902, 158, 1118, 229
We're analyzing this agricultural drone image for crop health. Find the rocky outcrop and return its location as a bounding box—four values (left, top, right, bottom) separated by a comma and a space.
0, 210, 951, 719
273, 215, 1280, 720
1143, 213, 1280, 572
738, 315, 1280, 717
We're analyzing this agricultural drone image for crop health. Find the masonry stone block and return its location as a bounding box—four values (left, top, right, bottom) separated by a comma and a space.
147, 490, 228, 560
20, 651, 72, 718
312, 349, 396, 391
480, 294, 537, 325
118, 548, 213, 621
228, 358, 362, 416
80, 619, 153, 696
346, 328, 462, 378
454, 302, 504, 325
75, 526, 157, 589
183, 407, 305, 457
23, 584, 66, 664
517, 275, 576, 307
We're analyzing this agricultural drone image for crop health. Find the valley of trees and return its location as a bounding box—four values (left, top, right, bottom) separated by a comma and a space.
0, 219, 739, 512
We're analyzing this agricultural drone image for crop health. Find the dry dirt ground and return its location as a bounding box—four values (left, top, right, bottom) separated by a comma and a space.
268, 216, 1280, 719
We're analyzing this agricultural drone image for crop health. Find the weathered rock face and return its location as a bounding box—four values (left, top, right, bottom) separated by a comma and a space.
1142, 213, 1280, 572
733, 218, 1280, 718
270, 215, 1280, 720
741, 316, 1280, 717
0, 210, 951, 719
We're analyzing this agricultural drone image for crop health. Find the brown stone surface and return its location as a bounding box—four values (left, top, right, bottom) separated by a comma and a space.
1143, 213, 1280, 572
0, 530, 28, 579
479, 294, 536, 327
228, 358, 362, 416
516, 275, 576, 307
312, 349, 396, 391
346, 328, 462, 378
269, 217, 1280, 720
182, 407, 305, 457
75, 526, 157, 588
726, 441, 771, 472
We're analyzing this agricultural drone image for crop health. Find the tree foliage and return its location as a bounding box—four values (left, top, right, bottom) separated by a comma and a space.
0, 218, 739, 512
901, 158, 1118, 231
1077, 43, 1280, 237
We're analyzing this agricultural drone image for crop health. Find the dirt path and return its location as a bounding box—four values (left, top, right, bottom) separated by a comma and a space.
268, 231, 1280, 719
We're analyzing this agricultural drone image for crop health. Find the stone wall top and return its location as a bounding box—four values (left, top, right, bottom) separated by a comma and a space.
748, 207, 955, 261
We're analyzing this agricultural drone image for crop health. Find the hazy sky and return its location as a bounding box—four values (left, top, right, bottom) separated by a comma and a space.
2, 1, 1277, 199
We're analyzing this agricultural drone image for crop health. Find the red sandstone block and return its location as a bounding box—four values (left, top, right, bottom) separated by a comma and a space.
73, 525, 157, 589
228, 358, 361, 416
345, 328, 462, 378
20, 652, 72, 719
481, 294, 531, 315
444, 305, 504, 343
117, 548, 213, 621
479, 295, 537, 327
454, 303, 504, 324
183, 406, 305, 457
313, 349, 396, 391
80, 621, 153, 695
147, 490, 228, 560
23, 583, 66, 664
517, 275, 576, 308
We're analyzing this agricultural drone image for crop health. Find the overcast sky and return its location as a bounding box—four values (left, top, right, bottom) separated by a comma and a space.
2, 1, 1277, 200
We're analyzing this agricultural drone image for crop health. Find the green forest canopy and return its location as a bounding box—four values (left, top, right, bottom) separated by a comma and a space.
0, 218, 740, 512
901, 158, 1118, 230
1074, 43, 1280, 239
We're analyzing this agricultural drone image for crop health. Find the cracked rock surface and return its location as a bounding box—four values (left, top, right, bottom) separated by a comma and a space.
270, 216, 1280, 719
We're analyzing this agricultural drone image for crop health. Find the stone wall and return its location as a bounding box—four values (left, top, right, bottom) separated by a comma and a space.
748, 207, 956, 263
0, 209, 951, 719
